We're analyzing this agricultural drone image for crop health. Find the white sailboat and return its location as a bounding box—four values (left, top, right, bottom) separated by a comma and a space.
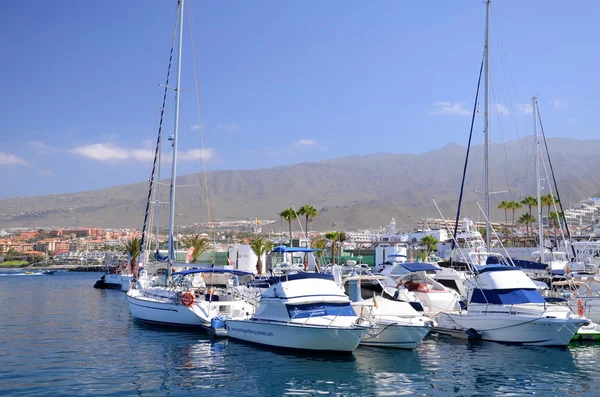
126, 0, 254, 334
434, 0, 587, 346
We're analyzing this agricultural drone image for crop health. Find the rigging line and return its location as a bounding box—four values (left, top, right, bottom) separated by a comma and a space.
540, 145, 568, 247
492, 20, 525, 152
489, 69, 511, 192
536, 102, 574, 259
188, 0, 216, 265
451, 58, 485, 256
492, 18, 528, 151
140, 7, 180, 254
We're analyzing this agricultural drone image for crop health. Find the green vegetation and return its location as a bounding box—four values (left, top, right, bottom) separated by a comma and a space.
325, 231, 347, 264
420, 235, 439, 255
0, 260, 29, 268
124, 237, 141, 278
181, 234, 210, 263
248, 236, 274, 274
297, 205, 318, 238
279, 208, 298, 243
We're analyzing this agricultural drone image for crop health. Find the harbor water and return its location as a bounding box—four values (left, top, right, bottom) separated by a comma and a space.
1, 271, 599, 396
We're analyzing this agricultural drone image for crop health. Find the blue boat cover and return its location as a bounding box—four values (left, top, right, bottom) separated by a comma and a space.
271, 246, 321, 253
471, 288, 546, 304
154, 250, 168, 262
400, 262, 441, 272
286, 302, 356, 319
172, 268, 254, 276
510, 259, 548, 271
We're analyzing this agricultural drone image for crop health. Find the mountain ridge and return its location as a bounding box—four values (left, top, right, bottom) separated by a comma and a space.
1, 137, 599, 231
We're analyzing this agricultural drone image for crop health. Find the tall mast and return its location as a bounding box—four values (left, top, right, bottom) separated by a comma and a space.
533, 94, 543, 261
483, 0, 491, 249
167, 0, 185, 277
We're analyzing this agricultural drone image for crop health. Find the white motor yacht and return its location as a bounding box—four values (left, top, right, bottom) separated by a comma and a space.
225, 273, 372, 353
379, 262, 461, 315
344, 274, 432, 349
436, 265, 587, 346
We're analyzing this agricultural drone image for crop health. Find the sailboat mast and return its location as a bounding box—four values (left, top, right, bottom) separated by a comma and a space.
167, 0, 185, 277
483, 0, 491, 249
533, 94, 543, 261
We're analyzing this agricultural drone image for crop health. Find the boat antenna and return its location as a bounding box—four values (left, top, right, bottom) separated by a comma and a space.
167, 0, 185, 280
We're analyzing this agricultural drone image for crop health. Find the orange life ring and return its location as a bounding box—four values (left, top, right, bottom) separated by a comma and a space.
180, 291, 195, 307
577, 299, 584, 316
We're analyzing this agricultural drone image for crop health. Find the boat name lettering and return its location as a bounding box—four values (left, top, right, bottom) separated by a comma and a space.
229, 327, 274, 337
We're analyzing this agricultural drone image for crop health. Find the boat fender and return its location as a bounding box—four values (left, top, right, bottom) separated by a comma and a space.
180, 291, 195, 307
577, 299, 584, 316
466, 328, 482, 340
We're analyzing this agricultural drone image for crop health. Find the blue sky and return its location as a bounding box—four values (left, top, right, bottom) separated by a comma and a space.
1, 0, 597, 197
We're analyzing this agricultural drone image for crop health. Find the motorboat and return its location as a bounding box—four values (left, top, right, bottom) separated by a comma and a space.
344, 274, 432, 349
127, 267, 255, 335
225, 273, 372, 353
436, 265, 587, 346
378, 262, 461, 314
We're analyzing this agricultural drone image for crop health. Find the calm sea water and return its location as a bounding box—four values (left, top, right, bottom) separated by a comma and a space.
1, 271, 599, 397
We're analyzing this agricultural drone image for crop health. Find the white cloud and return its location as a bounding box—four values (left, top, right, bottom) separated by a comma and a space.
70, 142, 215, 163
0, 152, 29, 166
179, 148, 215, 161
294, 139, 318, 147
70, 143, 129, 161
39, 169, 55, 177
217, 123, 239, 132
429, 101, 470, 116
131, 149, 155, 162
553, 97, 565, 110
496, 103, 509, 114
191, 124, 203, 131
517, 103, 533, 115
27, 140, 55, 154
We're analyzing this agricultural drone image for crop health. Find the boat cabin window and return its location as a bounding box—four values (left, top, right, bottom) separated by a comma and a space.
471, 288, 546, 304
286, 302, 356, 319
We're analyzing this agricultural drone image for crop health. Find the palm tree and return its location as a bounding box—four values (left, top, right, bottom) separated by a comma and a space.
508, 201, 522, 245
549, 211, 563, 241
542, 194, 557, 226
124, 237, 141, 278
311, 237, 328, 262
498, 201, 510, 241
249, 236, 273, 274
181, 234, 210, 263
279, 208, 297, 246
297, 205, 318, 238
518, 213, 536, 239
521, 196, 538, 218
420, 235, 439, 256
324, 231, 346, 264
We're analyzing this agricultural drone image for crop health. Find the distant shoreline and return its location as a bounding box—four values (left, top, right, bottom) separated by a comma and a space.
0, 264, 109, 272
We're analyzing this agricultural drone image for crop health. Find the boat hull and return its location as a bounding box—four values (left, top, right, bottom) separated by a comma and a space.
360, 323, 431, 349
436, 312, 586, 346
127, 290, 208, 328
225, 319, 369, 353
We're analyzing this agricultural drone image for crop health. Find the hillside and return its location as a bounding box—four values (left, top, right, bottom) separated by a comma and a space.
1, 138, 599, 231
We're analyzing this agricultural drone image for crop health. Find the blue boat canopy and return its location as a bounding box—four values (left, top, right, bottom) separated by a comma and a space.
271, 246, 321, 253
400, 262, 441, 272
266, 272, 333, 285
388, 254, 408, 258
172, 267, 254, 277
